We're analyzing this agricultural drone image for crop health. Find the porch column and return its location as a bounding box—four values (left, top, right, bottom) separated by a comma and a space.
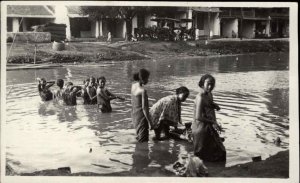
12, 18, 20, 32
99, 19, 103, 36
22, 18, 27, 32
195, 13, 199, 40
123, 20, 126, 39
266, 18, 271, 37
66, 17, 71, 40
95, 20, 100, 38
208, 11, 211, 39
187, 9, 193, 29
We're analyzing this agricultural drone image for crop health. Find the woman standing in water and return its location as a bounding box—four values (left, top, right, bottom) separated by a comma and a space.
150, 86, 190, 140
192, 74, 226, 162
131, 69, 152, 142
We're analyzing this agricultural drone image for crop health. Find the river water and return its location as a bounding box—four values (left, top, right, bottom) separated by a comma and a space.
5, 52, 289, 175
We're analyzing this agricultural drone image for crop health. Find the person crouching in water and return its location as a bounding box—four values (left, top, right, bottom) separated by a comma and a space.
62, 82, 82, 106
192, 74, 225, 162
37, 78, 55, 101
96, 76, 125, 113
150, 86, 190, 140
87, 77, 97, 105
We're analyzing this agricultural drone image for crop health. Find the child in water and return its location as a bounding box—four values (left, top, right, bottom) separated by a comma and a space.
37, 78, 55, 101
62, 82, 82, 106
86, 77, 97, 105
81, 78, 91, 105
53, 79, 64, 101
96, 76, 125, 113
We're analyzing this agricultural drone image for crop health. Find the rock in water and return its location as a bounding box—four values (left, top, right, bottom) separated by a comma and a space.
274, 137, 281, 146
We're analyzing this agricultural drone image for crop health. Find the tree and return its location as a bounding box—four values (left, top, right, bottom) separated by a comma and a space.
81, 6, 145, 41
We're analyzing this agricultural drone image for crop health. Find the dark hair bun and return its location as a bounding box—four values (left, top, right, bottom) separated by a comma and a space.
133, 72, 139, 81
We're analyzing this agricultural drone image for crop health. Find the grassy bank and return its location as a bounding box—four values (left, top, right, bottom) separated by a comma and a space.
6, 150, 288, 177
6, 39, 289, 64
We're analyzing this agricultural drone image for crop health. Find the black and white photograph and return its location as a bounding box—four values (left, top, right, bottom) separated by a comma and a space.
1, 1, 298, 183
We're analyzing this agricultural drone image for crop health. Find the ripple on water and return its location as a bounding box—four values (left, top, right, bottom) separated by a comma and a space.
5, 53, 289, 174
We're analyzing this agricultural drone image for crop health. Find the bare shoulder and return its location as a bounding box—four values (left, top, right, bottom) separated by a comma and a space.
131, 83, 145, 96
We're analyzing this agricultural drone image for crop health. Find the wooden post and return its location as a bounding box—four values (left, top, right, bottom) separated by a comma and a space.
208, 9, 211, 40
240, 8, 243, 40
34, 44, 37, 64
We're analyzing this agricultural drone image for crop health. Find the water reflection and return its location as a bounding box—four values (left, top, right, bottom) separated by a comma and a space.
131, 142, 151, 173
5, 52, 289, 175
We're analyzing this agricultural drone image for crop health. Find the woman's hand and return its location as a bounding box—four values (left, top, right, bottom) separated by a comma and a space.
213, 123, 222, 133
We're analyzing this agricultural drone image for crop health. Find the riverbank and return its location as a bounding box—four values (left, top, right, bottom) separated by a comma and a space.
6, 38, 289, 64
6, 150, 288, 177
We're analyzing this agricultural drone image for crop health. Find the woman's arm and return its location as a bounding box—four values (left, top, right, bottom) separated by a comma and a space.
142, 90, 153, 129
46, 81, 55, 89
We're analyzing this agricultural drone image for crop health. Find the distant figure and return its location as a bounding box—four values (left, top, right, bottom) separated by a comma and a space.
86, 77, 97, 105
150, 86, 190, 140
81, 78, 91, 105
53, 79, 64, 101
232, 30, 237, 38
62, 82, 81, 106
96, 76, 125, 113
131, 69, 152, 142
37, 78, 55, 101
192, 74, 226, 162
107, 32, 112, 42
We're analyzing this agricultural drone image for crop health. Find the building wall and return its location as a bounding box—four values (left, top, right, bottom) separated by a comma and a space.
242, 20, 255, 38
221, 18, 238, 38
7, 18, 13, 32
212, 13, 220, 36
144, 14, 157, 27
175, 12, 187, 28
54, 5, 70, 39
132, 15, 138, 35
115, 20, 125, 38
91, 21, 96, 38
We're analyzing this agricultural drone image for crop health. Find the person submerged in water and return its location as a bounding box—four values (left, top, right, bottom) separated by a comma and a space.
150, 86, 190, 140
81, 78, 92, 105
37, 78, 55, 101
53, 79, 65, 101
62, 82, 82, 106
192, 74, 226, 162
96, 76, 125, 113
86, 77, 97, 105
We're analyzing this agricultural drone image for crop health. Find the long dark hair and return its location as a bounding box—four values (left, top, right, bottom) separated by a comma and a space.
176, 86, 190, 96
198, 74, 215, 88
133, 68, 150, 83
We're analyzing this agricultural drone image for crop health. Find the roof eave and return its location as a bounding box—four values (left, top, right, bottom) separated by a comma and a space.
7, 15, 55, 18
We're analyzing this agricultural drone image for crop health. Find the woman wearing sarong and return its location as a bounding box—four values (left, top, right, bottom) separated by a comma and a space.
192, 74, 226, 162
150, 86, 190, 140
131, 69, 152, 142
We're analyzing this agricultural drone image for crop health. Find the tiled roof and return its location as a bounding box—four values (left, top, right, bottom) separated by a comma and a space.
66, 6, 82, 15
7, 5, 55, 17
192, 7, 221, 13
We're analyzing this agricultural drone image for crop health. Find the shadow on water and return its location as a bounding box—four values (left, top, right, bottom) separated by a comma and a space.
5, 52, 289, 175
